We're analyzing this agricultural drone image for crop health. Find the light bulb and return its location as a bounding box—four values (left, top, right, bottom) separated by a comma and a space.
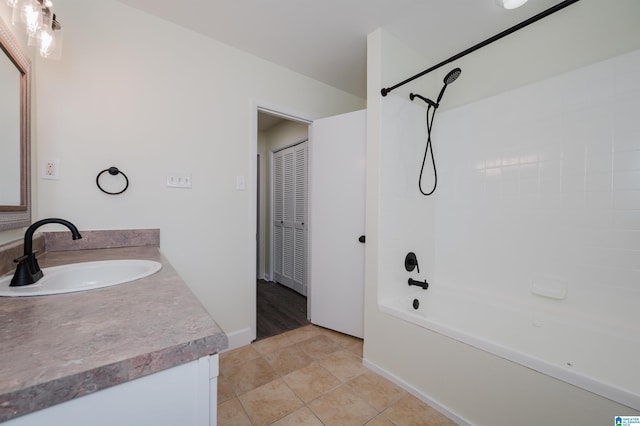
39, 29, 53, 56
498, 0, 529, 9
21, 1, 43, 36
38, 22, 62, 59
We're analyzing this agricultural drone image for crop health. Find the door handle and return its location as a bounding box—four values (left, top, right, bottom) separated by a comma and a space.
358, 235, 366, 243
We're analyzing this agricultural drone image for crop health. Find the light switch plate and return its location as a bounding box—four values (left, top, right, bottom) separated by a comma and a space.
236, 175, 246, 191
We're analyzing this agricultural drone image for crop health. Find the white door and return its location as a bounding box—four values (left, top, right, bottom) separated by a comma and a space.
310, 110, 366, 338
273, 142, 307, 296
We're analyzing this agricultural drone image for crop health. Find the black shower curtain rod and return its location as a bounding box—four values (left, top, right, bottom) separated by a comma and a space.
380, 0, 581, 97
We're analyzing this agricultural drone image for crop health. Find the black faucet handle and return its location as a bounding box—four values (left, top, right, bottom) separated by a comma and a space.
405, 252, 420, 274
13, 254, 30, 263
13, 250, 39, 262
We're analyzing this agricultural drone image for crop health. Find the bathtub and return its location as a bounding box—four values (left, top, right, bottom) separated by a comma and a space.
379, 287, 640, 410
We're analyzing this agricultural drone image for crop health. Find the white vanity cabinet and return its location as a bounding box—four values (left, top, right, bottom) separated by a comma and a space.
4, 354, 219, 426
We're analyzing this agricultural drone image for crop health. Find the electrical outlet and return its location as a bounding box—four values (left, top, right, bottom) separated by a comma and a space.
167, 173, 192, 188
42, 160, 59, 180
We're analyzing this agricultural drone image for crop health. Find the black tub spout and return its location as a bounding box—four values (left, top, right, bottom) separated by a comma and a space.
408, 278, 428, 290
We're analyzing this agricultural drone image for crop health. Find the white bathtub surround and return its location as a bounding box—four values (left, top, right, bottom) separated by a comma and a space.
367, 21, 640, 423
379, 288, 640, 410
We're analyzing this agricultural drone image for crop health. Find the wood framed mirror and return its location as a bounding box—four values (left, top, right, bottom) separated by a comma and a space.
0, 16, 31, 231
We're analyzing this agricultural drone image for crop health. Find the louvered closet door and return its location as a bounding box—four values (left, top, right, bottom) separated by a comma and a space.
272, 142, 307, 296
273, 154, 284, 281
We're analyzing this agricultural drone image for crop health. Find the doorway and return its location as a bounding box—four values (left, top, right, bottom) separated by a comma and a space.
256, 279, 309, 340
255, 109, 310, 340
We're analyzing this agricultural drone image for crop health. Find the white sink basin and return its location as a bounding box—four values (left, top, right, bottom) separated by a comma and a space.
0, 259, 162, 297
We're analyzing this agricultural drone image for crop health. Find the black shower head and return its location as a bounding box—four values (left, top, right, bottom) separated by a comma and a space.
410, 67, 462, 109
444, 68, 462, 85
436, 67, 462, 104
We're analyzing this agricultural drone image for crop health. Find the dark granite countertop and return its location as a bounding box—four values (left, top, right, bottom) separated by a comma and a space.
0, 245, 228, 422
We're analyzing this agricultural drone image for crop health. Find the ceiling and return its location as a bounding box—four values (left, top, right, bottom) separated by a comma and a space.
257, 112, 288, 132
116, 0, 562, 99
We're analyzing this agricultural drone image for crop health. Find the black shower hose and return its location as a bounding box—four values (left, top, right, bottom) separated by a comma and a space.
418, 105, 438, 196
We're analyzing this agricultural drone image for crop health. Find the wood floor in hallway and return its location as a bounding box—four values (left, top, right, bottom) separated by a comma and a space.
256, 279, 309, 341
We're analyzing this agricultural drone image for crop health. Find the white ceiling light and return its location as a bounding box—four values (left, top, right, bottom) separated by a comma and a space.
498, 0, 529, 9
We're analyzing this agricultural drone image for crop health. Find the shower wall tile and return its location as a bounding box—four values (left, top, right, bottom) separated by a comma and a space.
380, 49, 640, 337
613, 171, 640, 190
613, 104, 640, 152
585, 171, 613, 192
614, 190, 640, 210
614, 150, 640, 171
585, 150, 613, 173
612, 210, 640, 230
518, 162, 538, 180
580, 228, 640, 251
540, 160, 562, 183
428, 49, 640, 329
378, 94, 439, 303
585, 247, 640, 271
615, 50, 640, 94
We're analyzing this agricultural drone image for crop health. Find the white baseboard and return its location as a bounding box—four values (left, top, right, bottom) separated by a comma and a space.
362, 358, 471, 426
221, 327, 254, 352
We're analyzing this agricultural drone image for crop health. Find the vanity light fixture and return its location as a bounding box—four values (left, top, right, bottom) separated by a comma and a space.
498, 0, 529, 9
6, 0, 63, 59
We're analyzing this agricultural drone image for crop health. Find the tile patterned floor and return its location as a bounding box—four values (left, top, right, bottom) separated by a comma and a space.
218, 325, 456, 426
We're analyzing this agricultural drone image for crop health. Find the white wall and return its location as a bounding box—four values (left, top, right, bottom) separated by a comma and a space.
0, 7, 11, 38
365, 1, 640, 424
434, 0, 640, 112
33, 0, 364, 343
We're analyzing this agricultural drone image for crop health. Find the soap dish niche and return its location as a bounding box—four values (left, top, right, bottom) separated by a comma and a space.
530, 276, 568, 300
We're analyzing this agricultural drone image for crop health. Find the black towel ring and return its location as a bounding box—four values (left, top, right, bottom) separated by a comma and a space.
96, 167, 129, 195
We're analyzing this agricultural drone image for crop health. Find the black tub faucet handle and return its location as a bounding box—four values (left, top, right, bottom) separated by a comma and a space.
405, 252, 419, 273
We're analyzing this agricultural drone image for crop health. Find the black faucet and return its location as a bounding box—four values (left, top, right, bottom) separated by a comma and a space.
10, 218, 82, 287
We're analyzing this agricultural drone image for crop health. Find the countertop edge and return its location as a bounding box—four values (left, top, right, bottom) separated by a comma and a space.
0, 335, 227, 422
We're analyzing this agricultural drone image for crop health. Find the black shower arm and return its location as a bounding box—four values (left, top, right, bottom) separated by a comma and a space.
380, 0, 581, 97
410, 93, 438, 109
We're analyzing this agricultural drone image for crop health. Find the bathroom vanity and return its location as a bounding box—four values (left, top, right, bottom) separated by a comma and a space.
0, 230, 228, 425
